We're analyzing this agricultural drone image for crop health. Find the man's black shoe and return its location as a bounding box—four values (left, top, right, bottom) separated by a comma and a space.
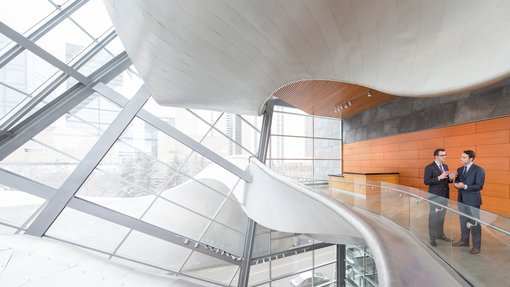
452, 241, 468, 247
437, 234, 452, 242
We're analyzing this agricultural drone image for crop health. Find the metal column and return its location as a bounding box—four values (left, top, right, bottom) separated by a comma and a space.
337, 244, 346, 287
238, 100, 274, 286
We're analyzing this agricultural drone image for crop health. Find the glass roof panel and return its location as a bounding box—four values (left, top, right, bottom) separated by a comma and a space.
170, 151, 238, 195
213, 113, 260, 156
76, 46, 114, 76
214, 197, 249, 233
68, 0, 113, 39
106, 65, 144, 100
0, 32, 15, 56
76, 170, 158, 218
181, 251, 239, 285
0, 184, 46, 229
46, 207, 131, 253
103, 35, 124, 57
51, 0, 74, 6
115, 230, 191, 271
159, 177, 225, 219
141, 197, 210, 241
0, 83, 29, 126
239, 114, 262, 132
0, 224, 19, 235
0, 139, 79, 189
0, 0, 55, 35
201, 221, 245, 256
35, 18, 93, 65
31, 94, 120, 160
142, 100, 218, 142
67, 92, 121, 132
188, 108, 223, 127
0, 49, 60, 95
201, 127, 253, 162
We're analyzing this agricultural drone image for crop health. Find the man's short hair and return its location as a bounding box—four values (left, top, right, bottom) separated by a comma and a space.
463, 150, 476, 160
434, 148, 445, 156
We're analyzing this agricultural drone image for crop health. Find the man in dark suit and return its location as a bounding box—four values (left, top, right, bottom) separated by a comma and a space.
453, 150, 485, 254
424, 148, 456, 247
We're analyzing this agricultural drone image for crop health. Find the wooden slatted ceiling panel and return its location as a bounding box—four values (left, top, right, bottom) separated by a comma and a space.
274, 80, 398, 119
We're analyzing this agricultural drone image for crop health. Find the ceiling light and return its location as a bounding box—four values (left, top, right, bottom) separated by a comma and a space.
367, 89, 372, 97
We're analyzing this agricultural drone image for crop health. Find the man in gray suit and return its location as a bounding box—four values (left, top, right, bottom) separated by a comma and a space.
453, 150, 485, 254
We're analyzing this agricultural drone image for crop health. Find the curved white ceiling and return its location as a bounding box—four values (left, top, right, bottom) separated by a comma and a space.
104, 0, 510, 115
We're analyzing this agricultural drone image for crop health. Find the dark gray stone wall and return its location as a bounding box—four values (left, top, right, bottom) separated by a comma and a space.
343, 79, 510, 143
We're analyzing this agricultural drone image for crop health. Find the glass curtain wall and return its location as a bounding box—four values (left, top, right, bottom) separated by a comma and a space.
0, 1, 262, 286
247, 104, 342, 286
0, 1, 345, 287
268, 105, 342, 184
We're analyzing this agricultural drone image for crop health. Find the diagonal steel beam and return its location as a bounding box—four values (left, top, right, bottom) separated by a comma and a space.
93, 82, 252, 183
0, 168, 55, 199
0, 0, 89, 69
68, 197, 241, 265
0, 52, 131, 160
0, 21, 91, 85
0, 30, 118, 131
0, 169, 241, 265
25, 86, 150, 237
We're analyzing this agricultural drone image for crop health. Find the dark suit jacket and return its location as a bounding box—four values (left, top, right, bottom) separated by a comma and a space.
424, 162, 451, 198
455, 164, 485, 206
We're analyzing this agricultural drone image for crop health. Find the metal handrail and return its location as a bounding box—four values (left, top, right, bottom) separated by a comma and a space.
329, 179, 510, 236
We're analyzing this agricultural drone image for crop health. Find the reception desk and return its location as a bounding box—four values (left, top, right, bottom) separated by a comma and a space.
328, 172, 399, 213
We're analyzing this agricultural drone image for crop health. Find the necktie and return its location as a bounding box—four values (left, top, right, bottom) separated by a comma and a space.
463, 166, 467, 177
439, 164, 444, 173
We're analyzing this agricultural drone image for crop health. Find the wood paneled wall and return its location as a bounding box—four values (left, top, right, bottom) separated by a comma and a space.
343, 116, 510, 217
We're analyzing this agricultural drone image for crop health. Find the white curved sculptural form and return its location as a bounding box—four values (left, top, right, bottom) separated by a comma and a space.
238, 158, 463, 287
104, 0, 510, 115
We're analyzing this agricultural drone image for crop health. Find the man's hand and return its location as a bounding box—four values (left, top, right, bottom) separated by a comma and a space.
448, 171, 457, 180
454, 182, 465, 189
438, 171, 449, 180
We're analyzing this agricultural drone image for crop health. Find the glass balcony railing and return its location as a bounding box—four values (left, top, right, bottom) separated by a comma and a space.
318, 178, 510, 287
